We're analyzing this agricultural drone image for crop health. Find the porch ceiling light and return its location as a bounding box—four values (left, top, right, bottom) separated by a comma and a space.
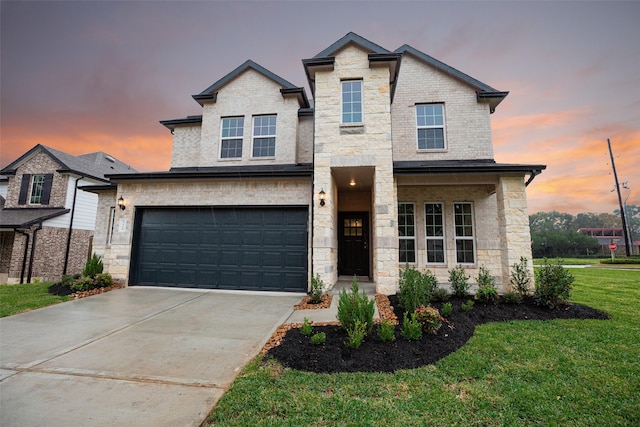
319, 189, 326, 207
349, 179, 356, 186
117, 196, 126, 210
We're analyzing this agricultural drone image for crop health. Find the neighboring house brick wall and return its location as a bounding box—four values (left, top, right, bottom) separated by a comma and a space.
187, 69, 300, 167
4, 152, 67, 208
0, 231, 14, 278
392, 54, 494, 161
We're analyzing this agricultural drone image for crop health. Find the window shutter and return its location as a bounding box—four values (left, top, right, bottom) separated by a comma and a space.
41, 174, 54, 205
18, 174, 31, 205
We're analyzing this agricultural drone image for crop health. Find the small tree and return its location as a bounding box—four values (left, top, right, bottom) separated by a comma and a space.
448, 265, 470, 297
337, 277, 375, 334
398, 265, 438, 313
534, 258, 575, 309
510, 257, 532, 296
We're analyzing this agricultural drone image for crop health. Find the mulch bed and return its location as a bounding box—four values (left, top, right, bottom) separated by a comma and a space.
294, 294, 333, 310
265, 295, 609, 373
48, 282, 124, 299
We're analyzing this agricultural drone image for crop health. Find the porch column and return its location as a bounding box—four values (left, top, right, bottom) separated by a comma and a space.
373, 170, 399, 295
312, 169, 338, 289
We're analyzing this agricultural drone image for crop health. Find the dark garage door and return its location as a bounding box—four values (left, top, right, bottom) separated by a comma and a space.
130, 207, 308, 292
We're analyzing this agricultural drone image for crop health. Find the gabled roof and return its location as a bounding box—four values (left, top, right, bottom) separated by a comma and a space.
395, 44, 508, 113
303, 32, 401, 100
192, 59, 309, 108
313, 32, 390, 58
0, 144, 136, 182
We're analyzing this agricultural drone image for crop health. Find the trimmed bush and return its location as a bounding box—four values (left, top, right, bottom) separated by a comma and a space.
310, 332, 326, 345
344, 321, 367, 349
448, 265, 470, 297
534, 258, 574, 309
401, 312, 422, 341
510, 256, 532, 295
309, 274, 324, 304
461, 299, 474, 312
414, 305, 444, 334
398, 265, 438, 313
337, 278, 375, 334
501, 291, 523, 304
83, 253, 104, 278
440, 302, 453, 318
431, 287, 450, 302
475, 266, 498, 304
300, 317, 313, 336
377, 320, 396, 342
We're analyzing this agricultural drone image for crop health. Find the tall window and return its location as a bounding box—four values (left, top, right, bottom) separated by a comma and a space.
107, 207, 116, 246
341, 80, 362, 124
220, 117, 244, 158
425, 203, 445, 264
398, 203, 416, 263
252, 115, 276, 157
454, 202, 475, 263
29, 175, 46, 204
416, 104, 445, 150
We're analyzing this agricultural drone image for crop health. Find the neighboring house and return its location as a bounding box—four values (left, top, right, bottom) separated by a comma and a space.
578, 227, 639, 255
90, 32, 545, 294
0, 144, 135, 283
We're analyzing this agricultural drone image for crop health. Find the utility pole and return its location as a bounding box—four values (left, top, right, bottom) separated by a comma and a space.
607, 138, 631, 257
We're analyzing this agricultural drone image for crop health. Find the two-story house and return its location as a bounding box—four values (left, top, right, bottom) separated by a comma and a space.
90, 32, 544, 294
0, 144, 135, 283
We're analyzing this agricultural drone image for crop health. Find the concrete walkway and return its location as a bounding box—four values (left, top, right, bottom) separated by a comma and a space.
0, 287, 302, 427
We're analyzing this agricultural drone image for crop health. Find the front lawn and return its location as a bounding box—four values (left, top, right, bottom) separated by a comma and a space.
0, 282, 70, 318
205, 269, 639, 426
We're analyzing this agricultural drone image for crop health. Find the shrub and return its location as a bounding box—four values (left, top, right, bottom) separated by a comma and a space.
310, 332, 326, 345
534, 258, 574, 309
461, 299, 474, 312
93, 272, 113, 289
431, 287, 450, 302
501, 291, 523, 304
414, 305, 444, 334
300, 317, 313, 336
474, 266, 498, 304
309, 274, 324, 304
398, 265, 438, 313
448, 265, 470, 297
344, 320, 367, 349
510, 256, 532, 295
377, 320, 396, 342
401, 312, 423, 341
83, 253, 104, 278
337, 277, 375, 334
440, 302, 453, 318
70, 275, 95, 292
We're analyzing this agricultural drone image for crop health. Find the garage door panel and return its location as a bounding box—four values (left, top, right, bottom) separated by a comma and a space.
131, 207, 308, 291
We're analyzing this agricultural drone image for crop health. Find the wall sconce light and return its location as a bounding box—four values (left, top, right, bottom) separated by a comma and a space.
117, 196, 126, 211
319, 189, 326, 207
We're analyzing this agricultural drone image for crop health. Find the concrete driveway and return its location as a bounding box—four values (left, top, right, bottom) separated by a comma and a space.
0, 287, 301, 426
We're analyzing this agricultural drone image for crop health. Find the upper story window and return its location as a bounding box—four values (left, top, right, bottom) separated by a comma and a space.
454, 202, 475, 264
341, 80, 362, 124
220, 117, 244, 159
29, 174, 46, 204
252, 115, 276, 158
398, 203, 416, 263
416, 104, 446, 150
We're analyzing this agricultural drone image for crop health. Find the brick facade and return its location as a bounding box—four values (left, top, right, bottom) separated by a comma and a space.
4, 151, 68, 208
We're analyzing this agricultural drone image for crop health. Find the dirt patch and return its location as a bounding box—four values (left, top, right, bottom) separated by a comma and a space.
265, 296, 609, 373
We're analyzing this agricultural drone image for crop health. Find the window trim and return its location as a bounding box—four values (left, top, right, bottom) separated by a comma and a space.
453, 202, 476, 265
29, 174, 46, 205
341, 79, 363, 125
398, 202, 416, 264
251, 114, 277, 159
107, 206, 116, 246
219, 116, 244, 160
416, 103, 446, 151
425, 202, 446, 265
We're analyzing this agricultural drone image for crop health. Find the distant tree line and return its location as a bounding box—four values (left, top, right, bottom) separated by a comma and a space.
529, 206, 639, 258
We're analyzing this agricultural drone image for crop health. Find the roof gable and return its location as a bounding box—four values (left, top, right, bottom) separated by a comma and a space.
192, 60, 309, 107
395, 44, 508, 112
0, 144, 136, 182
314, 32, 390, 58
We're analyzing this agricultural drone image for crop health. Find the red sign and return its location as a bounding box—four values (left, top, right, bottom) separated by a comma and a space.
609, 243, 617, 251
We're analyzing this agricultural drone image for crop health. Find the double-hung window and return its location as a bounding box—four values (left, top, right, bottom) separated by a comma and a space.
29, 175, 46, 204
416, 104, 445, 150
252, 115, 276, 157
220, 117, 244, 159
398, 203, 416, 263
454, 202, 475, 264
425, 202, 445, 263
341, 80, 362, 124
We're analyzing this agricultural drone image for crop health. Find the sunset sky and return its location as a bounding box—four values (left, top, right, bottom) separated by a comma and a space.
1, 1, 638, 215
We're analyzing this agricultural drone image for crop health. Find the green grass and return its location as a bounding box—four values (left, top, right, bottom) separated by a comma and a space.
205, 269, 640, 426
0, 282, 70, 318
533, 257, 600, 265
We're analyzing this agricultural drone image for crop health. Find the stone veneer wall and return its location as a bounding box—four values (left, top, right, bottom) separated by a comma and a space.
99, 178, 311, 284
312, 44, 398, 294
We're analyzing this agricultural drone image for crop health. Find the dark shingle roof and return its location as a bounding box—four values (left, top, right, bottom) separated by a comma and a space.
0, 207, 69, 228
314, 32, 390, 57
0, 144, 136, 182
